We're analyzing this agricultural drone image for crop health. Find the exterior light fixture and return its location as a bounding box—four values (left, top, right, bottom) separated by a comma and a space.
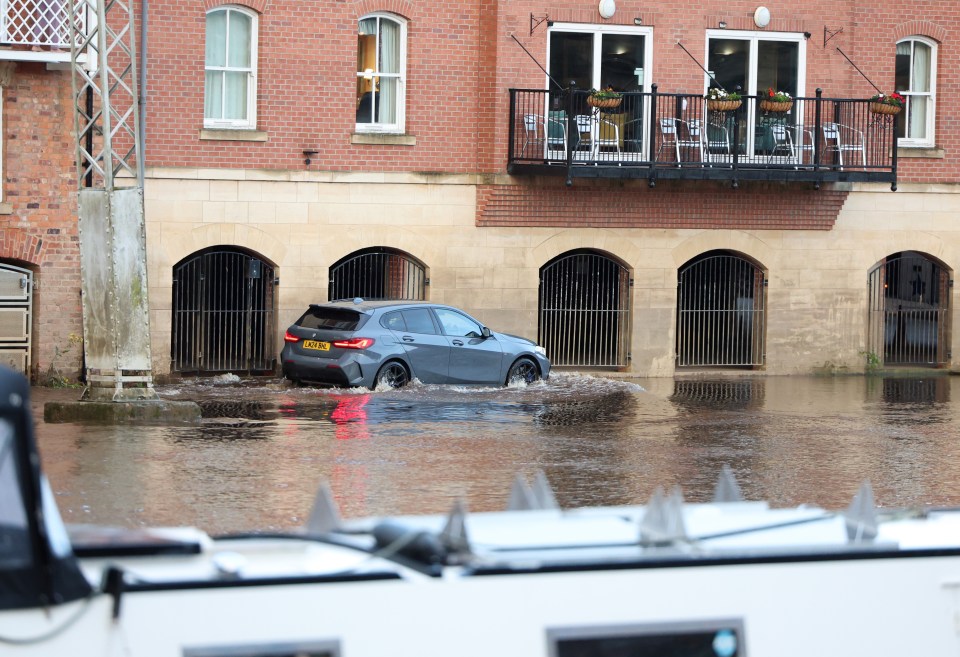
598, 0, 615, 19
303, 149, 318, 165
754, 6, 770, 28
633, 17, 643, 25
718, 21, 727, 29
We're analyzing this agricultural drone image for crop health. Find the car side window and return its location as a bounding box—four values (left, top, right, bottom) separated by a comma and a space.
434, 308, 482, 338
380, 311, 406, 331
401, 308, 438, 335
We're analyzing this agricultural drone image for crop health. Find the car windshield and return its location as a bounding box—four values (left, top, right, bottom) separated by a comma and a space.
297, 308, 364, 331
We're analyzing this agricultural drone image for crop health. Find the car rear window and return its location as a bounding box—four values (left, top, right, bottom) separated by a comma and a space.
296, 307, 365, 331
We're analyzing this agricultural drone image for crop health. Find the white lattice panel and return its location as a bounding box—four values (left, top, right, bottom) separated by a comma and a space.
1, 0, 83, 46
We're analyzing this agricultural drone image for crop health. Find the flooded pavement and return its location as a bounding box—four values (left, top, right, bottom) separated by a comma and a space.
31, 373, 960, 536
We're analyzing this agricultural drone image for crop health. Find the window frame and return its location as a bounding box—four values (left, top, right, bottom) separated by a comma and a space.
355, 12, 407, 135
896, 36, 937, 148
703, 30, 807, 99
545, 22, 655, 93
704, 30, 807, 159
204, 5, 259, 131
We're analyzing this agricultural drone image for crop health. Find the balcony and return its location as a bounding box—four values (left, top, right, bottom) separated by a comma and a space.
508, 87, 899, 190
0, 0, 83, 62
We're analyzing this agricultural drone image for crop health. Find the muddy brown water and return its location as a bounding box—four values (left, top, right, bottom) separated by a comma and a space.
31, 373, 960, 536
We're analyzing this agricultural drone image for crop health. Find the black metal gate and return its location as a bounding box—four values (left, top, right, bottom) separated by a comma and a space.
676, 252, 766, 367
538, 250, 631, 367
868, 252, 950, 367
328, 247, 426, 301
172, 248, 276, 374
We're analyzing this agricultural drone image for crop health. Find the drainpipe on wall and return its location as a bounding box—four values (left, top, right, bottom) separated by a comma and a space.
138, 0, 147, 183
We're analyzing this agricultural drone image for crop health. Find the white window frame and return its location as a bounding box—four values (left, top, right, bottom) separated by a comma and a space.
545, 23, 654, 159
704, 30, 806, 159
546, 22, 654, 93
704, 30, 807, 99
204, 6, 258, 130
355, 12, 407, 134
896, 36, 937, 148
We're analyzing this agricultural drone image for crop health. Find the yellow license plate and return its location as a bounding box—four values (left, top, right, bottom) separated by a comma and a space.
302, 340, 331, 351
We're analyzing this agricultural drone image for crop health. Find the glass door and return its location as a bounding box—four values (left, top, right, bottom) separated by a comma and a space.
548, 24, 653, 157
706, 32, 803, 161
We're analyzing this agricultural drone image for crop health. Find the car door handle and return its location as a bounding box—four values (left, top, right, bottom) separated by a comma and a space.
452, 339, 464, 346
402, 336, 415, 342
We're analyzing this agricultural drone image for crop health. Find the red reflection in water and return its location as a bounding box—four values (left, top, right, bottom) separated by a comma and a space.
332, 395, 370, 440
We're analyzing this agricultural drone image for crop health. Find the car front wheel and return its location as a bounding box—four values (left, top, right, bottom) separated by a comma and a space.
506, 357, 540, 386
374, 361, 410, 389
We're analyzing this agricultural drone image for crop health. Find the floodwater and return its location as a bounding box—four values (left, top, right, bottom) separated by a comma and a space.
31, 373, 960, 536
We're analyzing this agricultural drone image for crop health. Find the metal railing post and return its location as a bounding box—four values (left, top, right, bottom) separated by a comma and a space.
565, 81, 577, 186
508, 89, 516, 162
813, 88, 823, 182
648, 83, 658, 187
890, 105, 899, 191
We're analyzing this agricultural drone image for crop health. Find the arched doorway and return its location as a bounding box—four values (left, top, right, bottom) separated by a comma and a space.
172, 247, 277, 374
538, 250, 631, 367
868, 251, 950, 367
328, 247, 426, 301
676, 250, 766, 367
0, 264, 33, 375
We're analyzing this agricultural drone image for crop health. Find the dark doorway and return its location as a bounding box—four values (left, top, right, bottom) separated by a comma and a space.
539, 250, 631, 367
868, 251, 950, 367
676, 251, 766, 367
172, 248, 276, 374
328, 247, 426, 301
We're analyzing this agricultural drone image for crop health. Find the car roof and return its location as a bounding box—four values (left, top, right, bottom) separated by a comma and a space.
311, 299, 433, 313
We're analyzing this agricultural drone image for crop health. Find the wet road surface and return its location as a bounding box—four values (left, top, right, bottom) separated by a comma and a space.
31, 373, 960, 535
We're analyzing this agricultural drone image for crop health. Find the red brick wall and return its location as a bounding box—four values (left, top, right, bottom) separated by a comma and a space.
143, 0, 960, 183
144, 0, 485, 172
2, 63, 83, 382
477, 182, 848, 230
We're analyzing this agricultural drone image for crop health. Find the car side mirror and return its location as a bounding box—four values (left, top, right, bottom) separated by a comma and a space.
481, 327, 492, 339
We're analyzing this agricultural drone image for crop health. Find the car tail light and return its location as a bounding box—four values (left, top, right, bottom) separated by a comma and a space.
283, 330, 300, 343
333, 337, 374, 350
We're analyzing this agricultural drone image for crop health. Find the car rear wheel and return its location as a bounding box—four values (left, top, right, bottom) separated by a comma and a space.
374, 361, 410, 389
506, 357, 540, 385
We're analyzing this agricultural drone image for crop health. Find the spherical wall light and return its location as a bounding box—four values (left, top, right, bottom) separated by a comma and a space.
754, 6, 771, 28
599, 0, 616, 19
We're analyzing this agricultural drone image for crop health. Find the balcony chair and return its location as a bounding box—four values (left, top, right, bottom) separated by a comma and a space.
821, 121, 866, 167
522, 114, 567, 158
657, 117, 703, 164
705, 120, 731, 164
768, 123, 796, 162
575, 114, 620, 159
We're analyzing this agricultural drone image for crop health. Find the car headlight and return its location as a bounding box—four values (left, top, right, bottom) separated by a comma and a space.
534, 345, 547, 356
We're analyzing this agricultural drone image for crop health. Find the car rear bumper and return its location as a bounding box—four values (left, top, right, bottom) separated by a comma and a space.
280, 348, 367, 386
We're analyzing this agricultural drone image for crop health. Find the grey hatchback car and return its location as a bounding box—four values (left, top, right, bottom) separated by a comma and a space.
280, 299, 551, 388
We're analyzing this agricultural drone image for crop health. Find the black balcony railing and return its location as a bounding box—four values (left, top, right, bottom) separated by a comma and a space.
508, 85, 898, 189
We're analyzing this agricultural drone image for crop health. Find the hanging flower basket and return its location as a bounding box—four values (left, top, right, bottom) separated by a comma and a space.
587, 95, 622, 109
870, 102, 902, 116
759, 100, 793, 113
707, 99, 742, 112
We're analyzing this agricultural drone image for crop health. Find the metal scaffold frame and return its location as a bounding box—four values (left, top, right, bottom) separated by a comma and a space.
68, 0, 156, 400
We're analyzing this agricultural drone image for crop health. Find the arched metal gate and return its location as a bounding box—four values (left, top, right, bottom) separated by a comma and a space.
172, 248, 276, 374
677, 252, 766, 367
539, 250, 631, 367
328, 247, 426, 301
868, 252, 950, 367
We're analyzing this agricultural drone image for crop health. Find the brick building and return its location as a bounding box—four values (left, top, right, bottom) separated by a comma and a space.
0, 34, 80, 382
9, 0, 960, 380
